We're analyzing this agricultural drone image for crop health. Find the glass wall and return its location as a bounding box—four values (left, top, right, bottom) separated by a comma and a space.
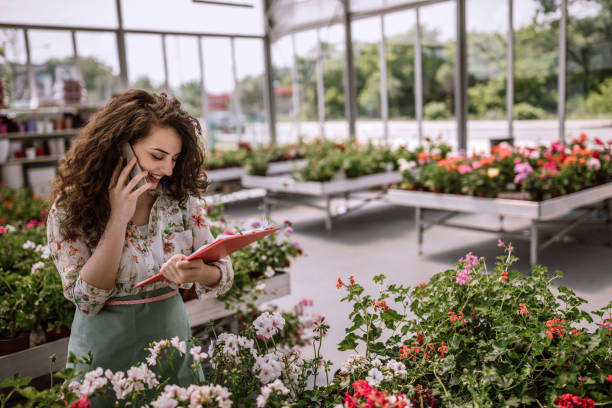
75, 31, 120, 105
420, 1, 456, 144
514, 0, 559, 141
126, 34, 165, 93
0, 29, 28, 107
235, 38, 267, 145
294, 30, 318, 125
271, 36, 296, 143
165, 35, 201, 117
352, 17, 381, 119
319, 24, 347, 140
566, 0, 612, 124
28, 30, 75, 105
202, 38, 236, 148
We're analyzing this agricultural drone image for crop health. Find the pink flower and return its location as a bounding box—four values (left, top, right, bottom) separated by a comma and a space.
497, 239, 505, 248
71, 397, 92, 408
551, 141, 565, 152
26, 219, 41, 229
458, 164, 472, 174
222, 229, 235, 235
587, 157, 601, 170
292, 241, 301, 249
285, 226, 294, 233
0, 226, 6, 234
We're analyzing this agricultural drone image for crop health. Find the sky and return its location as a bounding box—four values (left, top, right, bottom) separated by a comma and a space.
1, 0, 603, 93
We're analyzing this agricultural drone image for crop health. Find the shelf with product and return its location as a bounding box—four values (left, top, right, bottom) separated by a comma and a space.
0, 104, 99, 197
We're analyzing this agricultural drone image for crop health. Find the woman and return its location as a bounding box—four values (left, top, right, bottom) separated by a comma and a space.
46, 89, 233, 388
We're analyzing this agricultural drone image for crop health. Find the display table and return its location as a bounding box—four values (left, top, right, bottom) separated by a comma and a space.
0, 273, 290, 380
207, 160, 306, 184
387, 183, 612, 265
241, 172, 402, 231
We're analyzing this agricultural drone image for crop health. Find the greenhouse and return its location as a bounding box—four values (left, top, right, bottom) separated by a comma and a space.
0, 0, 611, 407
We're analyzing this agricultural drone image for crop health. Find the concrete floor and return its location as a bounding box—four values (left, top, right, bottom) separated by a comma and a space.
222, 195, 612, 374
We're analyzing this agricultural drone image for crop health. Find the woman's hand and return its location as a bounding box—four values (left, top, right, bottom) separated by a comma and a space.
108, 157, 153, 226
161, 254, 221, 286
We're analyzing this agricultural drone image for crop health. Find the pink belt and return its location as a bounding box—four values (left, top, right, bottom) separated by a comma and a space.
105, 289, 179, 306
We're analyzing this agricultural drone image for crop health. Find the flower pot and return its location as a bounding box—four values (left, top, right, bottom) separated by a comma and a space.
0, 332, 30, 356
45, 325, 71, 342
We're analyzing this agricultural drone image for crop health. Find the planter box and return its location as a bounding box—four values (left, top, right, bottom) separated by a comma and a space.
242, 171, 402, 197
0, 273, 291, 380
207, 160, 306, 184
387, 182, 612, 220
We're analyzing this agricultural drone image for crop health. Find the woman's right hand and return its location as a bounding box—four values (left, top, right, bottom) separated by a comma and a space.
108, 157, 153, 225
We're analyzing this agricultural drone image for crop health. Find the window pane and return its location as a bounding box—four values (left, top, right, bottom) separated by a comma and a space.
75, 32, 120, 106
566, 0, 612, 145
420, 1, 456, 145
352, 17, 381, 119
467, 0, 507, 120
166, 35, 201, 117
126, 34, 165, 93
235, 38, 267, 145
0, 29, 29, 107
202, 38, 237, 147
514, 0, 559, 140
295, 30, 318, 125
271, 36, 297, 143
320, 24, 345, 120
29, 30, 76, 105
385, 9, 416, 120
120, 0, 263, 36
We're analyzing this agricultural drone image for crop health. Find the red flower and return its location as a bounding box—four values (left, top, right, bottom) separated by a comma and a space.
595, 138, 604, 145
283, 220, 292, 227
606, 374, 612, 382
349, 275, 355, 285
501, 271, 509, 281
71, 397, 92, 408
417, 332, 424, 345
336, 278, 343, 288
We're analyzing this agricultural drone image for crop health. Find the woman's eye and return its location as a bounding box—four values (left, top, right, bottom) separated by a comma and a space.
152, 155, 163, 160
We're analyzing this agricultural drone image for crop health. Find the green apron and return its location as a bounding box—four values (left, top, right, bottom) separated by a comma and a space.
67, 286, 201, 406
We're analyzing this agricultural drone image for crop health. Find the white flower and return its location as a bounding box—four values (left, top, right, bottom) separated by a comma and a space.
5, 224, 15, 232
170, 336, 187, 354
253, 312, 285, 340
397, 158, 416, 173
371, 358, 382, 367
339, 353, 366, 375
126, 363, 159, 389
22, 240, 36, 250
186, 384, 232, 408
31, 261, 45, 274
255, 283, 266, 291
256, 379, 290, 407
386, 359, 408, 377
75, 367, 108, 397
189, 345, 208, 362
264, 267, 275, 278
254, 352, 283, 384
365, 367, 384, 387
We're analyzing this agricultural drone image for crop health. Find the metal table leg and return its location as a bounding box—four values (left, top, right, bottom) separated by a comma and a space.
416, 207, 423, 255
530, 221, 539, 266
324, 196, 332, 232
263, 191, 271, 219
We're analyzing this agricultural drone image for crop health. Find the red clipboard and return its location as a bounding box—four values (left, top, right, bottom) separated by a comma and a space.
133, 226, 280, 288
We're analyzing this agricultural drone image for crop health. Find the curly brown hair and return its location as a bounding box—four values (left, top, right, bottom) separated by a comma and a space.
50, 89, 209, 247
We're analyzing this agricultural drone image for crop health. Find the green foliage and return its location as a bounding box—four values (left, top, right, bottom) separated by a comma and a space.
513, 102, 547, 120
423, 102, 451, 120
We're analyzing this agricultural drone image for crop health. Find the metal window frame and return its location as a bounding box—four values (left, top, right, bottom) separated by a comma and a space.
558, 0, 567, 142
507, 0, 514, 139
380, 14, 389, 145
316, 28, 325, 138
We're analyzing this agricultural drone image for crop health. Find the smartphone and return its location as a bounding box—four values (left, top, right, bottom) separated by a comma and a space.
121, 143, 147, 189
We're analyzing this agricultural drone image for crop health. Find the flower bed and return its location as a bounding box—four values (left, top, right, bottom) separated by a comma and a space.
4, 242, 610, 407
398, 134, 612, 201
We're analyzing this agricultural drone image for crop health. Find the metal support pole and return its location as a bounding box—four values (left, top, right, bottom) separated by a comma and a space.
316, 28, 325, 139
416, 207, 423, 255
380, 15, 389, 145
230, 38, 243, 142
71, 31, 82, 81
262, 0, 277, 145
507, 0, 514, 139
161, 34, 169, 91
197, 37, 208, 123
455, 0, 468, 151
23, 29, 38, 108
558, 0, 567, 142
115, 0, 129, 91
415, 8, 423, 146
530, 221, 539, 266
291, 34, 301, 139
342, 0, 357, 141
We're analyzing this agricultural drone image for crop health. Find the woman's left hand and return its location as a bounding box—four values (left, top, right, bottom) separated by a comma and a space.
160, 254, 220, 286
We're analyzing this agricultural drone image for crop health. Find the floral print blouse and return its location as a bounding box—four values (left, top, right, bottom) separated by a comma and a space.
46, 192, 234, 316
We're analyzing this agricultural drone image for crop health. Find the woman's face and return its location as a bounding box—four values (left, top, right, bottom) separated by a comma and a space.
131, 126, 182, 187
